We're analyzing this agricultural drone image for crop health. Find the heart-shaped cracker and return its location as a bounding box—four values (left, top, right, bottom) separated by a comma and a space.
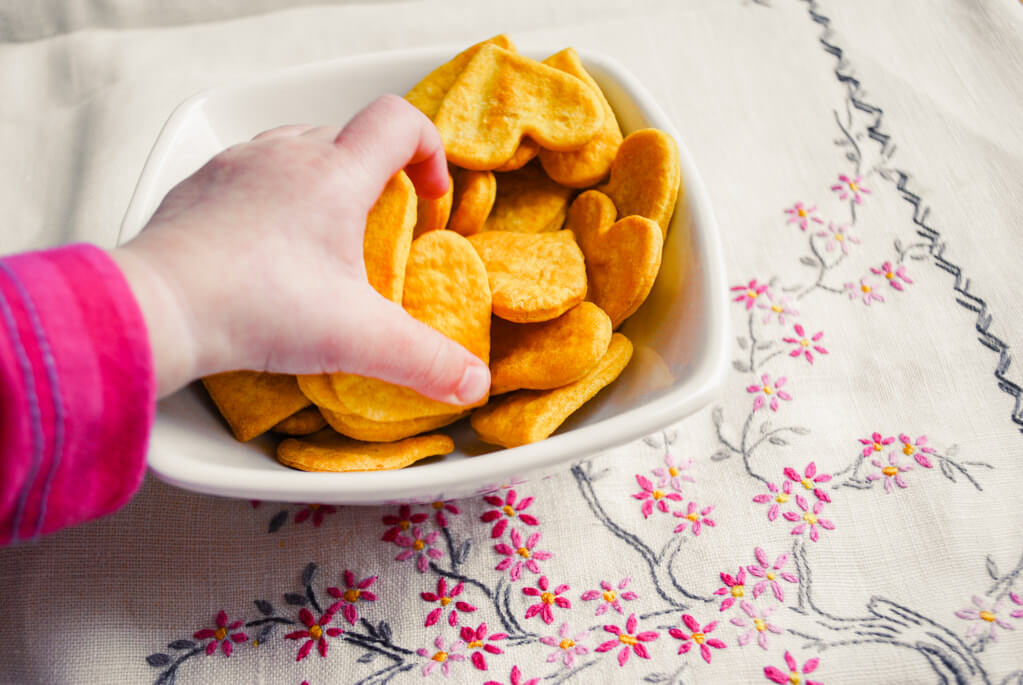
434, 44, 605, 171
599, 128, 681, 237
565, 190, 663, 329
468, 230, 587, 324
328, 230, 492, 422
277, 430, 454, 472
272, 406, 327, 436
471, 333, 633, 447
413, 172, 454, 238
494, 138, 540, 172
447, 168, 496, 237
539, 48, 623, 188
483, 160, 574, 234
405, 34, 516, 119
364, 171, 417, 302
490, 302, 612, 395
203, 371, 311, 442
321, 406, 468, 443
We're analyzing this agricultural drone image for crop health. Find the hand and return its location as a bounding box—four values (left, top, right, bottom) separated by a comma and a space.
111, 94, 491, 404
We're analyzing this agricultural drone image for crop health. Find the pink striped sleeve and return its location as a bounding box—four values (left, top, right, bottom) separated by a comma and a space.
0, 243, 154, 545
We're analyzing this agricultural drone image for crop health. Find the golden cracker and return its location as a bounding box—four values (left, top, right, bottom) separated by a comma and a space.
447, 168, 496, 237
202, 371, 311, 442
364, 171, 417, 302
277, 431, 455, 472
272, 406, 328, 436
483, 160, 574, 234
405, 34, 517, 119
599, 128, 681, 237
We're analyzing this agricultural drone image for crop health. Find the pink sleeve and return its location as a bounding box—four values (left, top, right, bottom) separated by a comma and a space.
0, 243, 154, 546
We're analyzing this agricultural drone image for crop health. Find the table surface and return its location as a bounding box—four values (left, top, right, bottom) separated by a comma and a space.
1, 1, 1022, 683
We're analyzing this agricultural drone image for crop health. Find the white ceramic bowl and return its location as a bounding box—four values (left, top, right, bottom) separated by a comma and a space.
119, 44, 729, 504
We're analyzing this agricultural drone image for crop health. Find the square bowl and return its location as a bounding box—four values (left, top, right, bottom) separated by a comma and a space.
119, 43, 729, 505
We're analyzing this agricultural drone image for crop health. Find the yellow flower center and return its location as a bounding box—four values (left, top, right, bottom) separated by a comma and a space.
766, 571, 776, 581
432, 651, 448, 663
747, 289, 759, 299
800, 478, 814, 490
754, 618, 767, 632
309, 625, 323, 640
468, 640, 484, 649
882, 466, 899, 477
980, 611, 996, 623
214, 627, 227, 641
668, 466, 679, 477
873, 442, 883, 452
344, 589, 360, 603
431, 501, 444, 510
413, 539, 425, 551
619, 634, 639, 646
692, 632, 706, 645
861, 284, 872, 293
731, 585, 745, 598
903, 444, 915, 456
803, 512, 818, 526
775, 493, 789, 504
885, 271, 895, 280
835, 233, 845, 241
849, 182, 859, 192
800, 338, 810, 347
790, 673, 801, 685
541, 592, 556, 605
399, 520, 410, 531
603, 590, 617, 603
652, 489, 665, 500
772, 304, 784, 313
517, 547, 531, 559
686, 512, 700, 522
439, 596, 451, 607
503, 505, 516, 517
798, 208, 807, 217
763, 386, 774, 395
559, 638, 576, 650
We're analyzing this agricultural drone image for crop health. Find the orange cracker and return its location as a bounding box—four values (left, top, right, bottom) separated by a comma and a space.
539, 48, 623, 188
494, 138, 540, 172
483, 160, 574, 234
406, 35, 517, 119
364, 171, 417, 302
434, 44, 604, 170
272, 406, 328, 436
470, 333, 633, 447
467, 229, 586, 323
414, 172, 454, 238
448, 168, 496, 237
277, 431, 455, 472
490, 302, 612, 395
599, 128, 681, 237
321, 406, 468, 442
202, 371, 311, 442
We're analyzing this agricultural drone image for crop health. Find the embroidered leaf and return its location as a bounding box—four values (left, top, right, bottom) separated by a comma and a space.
589, 467, 610, 481
733, 360, 750, 373
791, 426, 811, 435
643, 435, 661, 448
939, 459, 956, 482
769, 436, 788, 446
800, 256, 818, 267
760, 421, 772, 434
666, 429, 678, 444
710, 450, 731, 462
756, 341, 773, 350
711, 406, 724, 428
910, 253, 928, 261
845, 152, 857, 163
284, 592, 308, 606
946, 444, 959, 457
301, 562, 317, 587
986, 555, 1000, 581
255, 600, 274, 616
257, 625, 275, 643
643, 674, 670, 683
378, 621, 393, 642
168, 640, 195, 650
737, 336, 749, 350
357, 651, 378, 664
457, 540, 473, 565
893, 238, 904, 253
268, 510, 288, 534
146, 653, 171, 667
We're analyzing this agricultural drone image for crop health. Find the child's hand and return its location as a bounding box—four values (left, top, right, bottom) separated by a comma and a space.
112, 94, 491, 404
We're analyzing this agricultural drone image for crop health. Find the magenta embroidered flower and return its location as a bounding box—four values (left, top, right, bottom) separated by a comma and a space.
784, 202, 824, 231
669, 614, 726, 663
633, 474, 683, 517
483, 665, 540, 685
783, 324, 828, 365
494, 528, 552, 581
652, 453, 695, 492
747, 547, 799, 601
757, 292, 799, 325
858, 432, 895, 458
1011, 592, 1023, 618
523, 576, 571, 624
844, 277, 885, 305
747, 374, 792, 412
831, 173, 870, 203
956, 596, 1016, 641
460, 622, 507, 671
897, 433, 936, 468
784, 462, 832, 503
871, 261, 913, 290
765, 651, 822, 685
193, 610, 248, 657
732, 279, 769, 310
783, 495, 834, 542
540, 623, 590, 668
673, 501, 715, 536
752, 480, 793, 522
595, 613, 658, 667
294, 504, 338, 527
580, 577, 639, 616
416, 635, 467, 677
325, 570, 378, 625
284, 608, 343, 661
713, 568, 747, 611
430, 500, 461, 528
381, 504, 428, 542
421, 578, 477, 627
731, 601, 782, 649
394, 526, 443, 573
866, 452, 912, 493
816, 222, 860, 255
481, 489, 538, 538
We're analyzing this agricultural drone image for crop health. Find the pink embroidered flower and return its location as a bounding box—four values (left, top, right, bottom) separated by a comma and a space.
540, 623, 590, 668
746, 547, 799, 601
523, 576, 571, 624
858, 432, 895, 458
732, 279, 769, 310
672, 501, 715, 536
816, 222, 860, 255
430, 500, 461, 528
783, 496, 834, 542
871, 261, 913, 290
394, 526, 443, 573
747, 374, 792, 412
956, 596, 1016, 641
325, 570, 378, 625
757, 292, 799, 325
669, 614, 726, 663
783, 324, 828, 365
765, 651, 822, 685
753, 480, 793, 522
1011, 592, 1023, 618
580, 578, 639, 616
284, 608, 343, 661
381, 504, 428, 542
483, 665, 540, 685
714, 567, 747, 611
633, 474, 683, 517
844, 278, 885, 305
294, 504, 338, 527
731, 601, 782, 649
784, 202, 824, 231
481, 490, 538, 538
652, 453, 695, 492
784, 462, 832, 503
494, 528, 552, 581
897, 433, 936, 468
193, 610, 248, 657
460, 622, 507, 671
831, 174, 870, 203
416, 635, 467, 677
595, 613, 658, 667
866, 452, 912, 493
421, 578, 477, 627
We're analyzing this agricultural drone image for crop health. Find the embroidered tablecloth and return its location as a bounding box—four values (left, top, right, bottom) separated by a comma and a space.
2, 1, 1022, 683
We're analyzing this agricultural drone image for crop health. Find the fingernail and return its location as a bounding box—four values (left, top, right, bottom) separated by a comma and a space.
455, 364, 490, 404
